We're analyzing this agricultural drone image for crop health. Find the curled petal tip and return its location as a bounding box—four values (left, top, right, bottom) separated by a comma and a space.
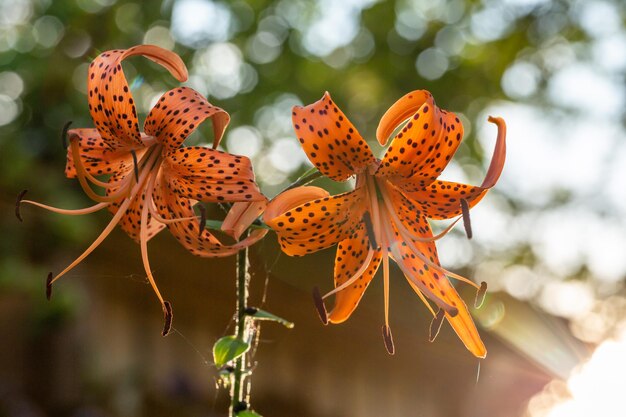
312, 287, 328, 325
382, 325, 395, 355
162, 301, 173, 336
46, 272, 53, 301
15, 190, 27, 222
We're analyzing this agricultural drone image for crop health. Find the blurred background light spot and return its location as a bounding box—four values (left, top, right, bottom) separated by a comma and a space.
501, 265, 542, 300
501, 61, 541, 98
171, 0, 233, 47
548, 63, 625, 117
76, 0, 117, 14
434, 26, 465, 56
436, 234, 473, 269
0, 71, 24, 99
576, 0, 621, 38
62, 30, 91, 58
33, 15, 64, 48
539, 280, 594, 319
470, 6, 513, 42
0, 94, 19, 125
416, 47, 449, 80
0, 0, 33, 26
226, 126, 263, 159
528, 327, 626, 417
143, 26, 175, 50
193, 43, 249, 99
269, 138, 307, 174
115, 2, 142, 34
246, 31, 282, 64
592, 33, 626, 72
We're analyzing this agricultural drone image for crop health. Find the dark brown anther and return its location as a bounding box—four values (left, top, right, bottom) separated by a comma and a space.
162, 301, 173, 336
460, 198, 473, 239
244, 307, 258, 315
312, 287, 328, 325
197, 204, 207, 237
382, 324, 395, 355
61, 121, 72, 149
429, 308, 446, 342
362, 211, 378, 249
475, 281, 488, 309
15, 190, 27, 222
46, 272, 53, 301
130, 150, 140, 183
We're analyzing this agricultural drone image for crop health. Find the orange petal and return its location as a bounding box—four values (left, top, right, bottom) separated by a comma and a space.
144, 87, 230, 151
64, 128, 138, 179
222, 199, 268, 240
327, 224, 382, 323
153, 177, 265, 257
262, 186, 329, 223
377, 91, 463, 188
400, 116, 507, 219
161, 146, 264, 203
292, 92, 376, 182
376, 90, 432, 145
264, 187, 367, 256
388, 221, 486, 358
88, 45, 187, 149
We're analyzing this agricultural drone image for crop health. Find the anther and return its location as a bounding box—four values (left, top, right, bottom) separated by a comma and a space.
162, 301, 173, 336
381, 324, 395, 355
15, 190, 27, 222
429, 308, 445, 342
362, 211, 378, 249
130, 150, 140, 183
46, 272, 53, 301
460, 199, 472, 239
61, 121, 72, 149
312, 287, 328, 325
197, 204, 207, 237
475, 281, 487, 309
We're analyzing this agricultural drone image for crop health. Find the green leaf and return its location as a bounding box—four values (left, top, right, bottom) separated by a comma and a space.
212, 336, 250, 367
246, 307, 295, 329
237, 411, 263, 417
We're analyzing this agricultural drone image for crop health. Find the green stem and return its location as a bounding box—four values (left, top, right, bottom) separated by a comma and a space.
230, 235, 249, 416
284, 168, 323, 191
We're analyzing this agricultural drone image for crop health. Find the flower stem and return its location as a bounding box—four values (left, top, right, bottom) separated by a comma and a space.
230, 234, 250, 416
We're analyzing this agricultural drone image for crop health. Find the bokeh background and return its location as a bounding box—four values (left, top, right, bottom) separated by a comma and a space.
1, 0, 626, 416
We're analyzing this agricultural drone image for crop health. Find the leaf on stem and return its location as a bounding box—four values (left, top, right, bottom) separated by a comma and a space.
213, 336, 250, 367
245, 307, 294, 329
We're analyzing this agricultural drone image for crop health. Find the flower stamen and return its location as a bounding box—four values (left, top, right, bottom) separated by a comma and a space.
312, 286, 329, 325
460, 198, 472, 239
429, 308, 446, 342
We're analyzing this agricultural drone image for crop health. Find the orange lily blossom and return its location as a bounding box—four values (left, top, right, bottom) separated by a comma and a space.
263, 91, 506, 356
17, 45, 267, 335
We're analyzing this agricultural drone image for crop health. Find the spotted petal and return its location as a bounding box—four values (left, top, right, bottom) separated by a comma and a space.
292, 92, 376, 182
401, 116, 507, 219
376, 90, 463, 190
161, 146, 264, 203
264, 186, 367, 256
153, 179, 266, 257
327, 223, 383, 323
388, 221, 486, 358
144, 87, 230, 151
65, 128, 138, 179
88, 45, 187, 149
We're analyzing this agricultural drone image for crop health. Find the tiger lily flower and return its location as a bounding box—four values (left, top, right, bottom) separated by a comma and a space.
263, 91, 506, 356
17, 45, 267, 334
